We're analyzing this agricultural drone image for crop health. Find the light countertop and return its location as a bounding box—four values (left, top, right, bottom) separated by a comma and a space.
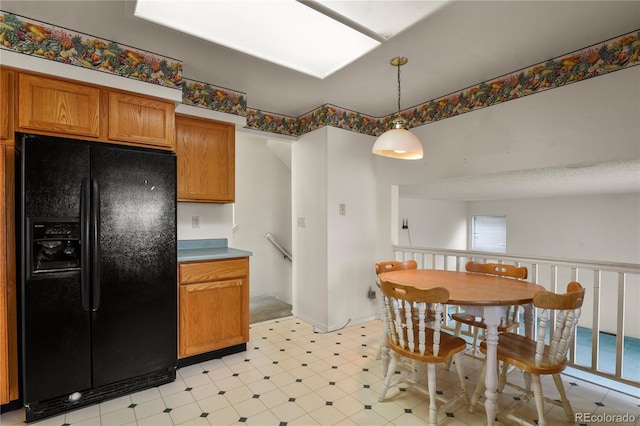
177, 239, 252, 262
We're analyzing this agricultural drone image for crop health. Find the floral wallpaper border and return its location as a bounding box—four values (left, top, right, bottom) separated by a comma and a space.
1, 10, 638, 138
390, 30, 640, 137
190, 29, 640, 137
0, 11, 183, 89
182, 77, 247, 116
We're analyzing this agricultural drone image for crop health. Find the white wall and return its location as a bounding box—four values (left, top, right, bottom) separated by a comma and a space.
398, 198, 467, 249
326, 127, 378, 329
376, 66, 640, 261
178, 126, 293, 305
469, 194, 640, 264
292, 127, 379, 331
468, 193, 640, 337
291, 128, 329, 329
177, 203, 233, 241
233, 133, 292, 303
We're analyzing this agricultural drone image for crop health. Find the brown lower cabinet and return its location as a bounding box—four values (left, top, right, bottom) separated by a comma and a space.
178, 258, 249, 359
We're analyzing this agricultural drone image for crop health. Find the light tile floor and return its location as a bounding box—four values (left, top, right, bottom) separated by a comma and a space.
2, 316, 639, 426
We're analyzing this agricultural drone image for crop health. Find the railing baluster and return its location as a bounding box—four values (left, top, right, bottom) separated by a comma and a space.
591, 270, 601, 372
616, 272, 626, 379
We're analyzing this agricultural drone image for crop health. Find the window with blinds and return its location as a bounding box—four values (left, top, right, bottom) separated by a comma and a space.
472, 215, 506, 253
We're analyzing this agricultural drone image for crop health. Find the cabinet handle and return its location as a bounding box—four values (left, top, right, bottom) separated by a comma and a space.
185, 279, 243, 293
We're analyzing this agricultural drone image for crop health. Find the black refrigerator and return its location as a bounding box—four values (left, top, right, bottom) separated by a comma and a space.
16, 133, 177, 422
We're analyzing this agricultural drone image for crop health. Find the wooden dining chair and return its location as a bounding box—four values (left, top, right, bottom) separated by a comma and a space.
379, 278, 469, 426
451, 261, 529, 355
374, 260, 418, 375
470, 282, 585, 426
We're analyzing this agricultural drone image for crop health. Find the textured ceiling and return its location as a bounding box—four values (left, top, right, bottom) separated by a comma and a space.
400, 158, 640, 201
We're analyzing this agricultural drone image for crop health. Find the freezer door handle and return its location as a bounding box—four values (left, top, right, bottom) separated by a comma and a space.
91, 179, 101, 311
80, 178, 91, 312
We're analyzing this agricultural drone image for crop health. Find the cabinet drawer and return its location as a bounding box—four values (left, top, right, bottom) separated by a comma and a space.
179, 258, 248, 284
18, 74, 100, 137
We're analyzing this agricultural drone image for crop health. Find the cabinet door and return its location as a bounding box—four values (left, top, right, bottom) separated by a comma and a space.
1, 69, 14, 145
17, 73, 100, 137
179, 278, 248, 358
108, 92, 175, 149
176, 115, 235, 203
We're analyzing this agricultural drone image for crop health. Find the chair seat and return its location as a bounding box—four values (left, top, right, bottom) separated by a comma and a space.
388, 328, 467, 363
451, 312, 518, 332
479, 333, 567, 375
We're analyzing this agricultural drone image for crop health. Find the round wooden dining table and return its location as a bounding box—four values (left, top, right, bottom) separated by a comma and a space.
379, 268, 545, 426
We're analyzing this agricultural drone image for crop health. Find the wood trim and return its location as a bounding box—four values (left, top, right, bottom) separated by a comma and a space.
0, 69, 15, 145
0, 145, 8, 404
5, 146, 17, 402
0, 145, 17, 404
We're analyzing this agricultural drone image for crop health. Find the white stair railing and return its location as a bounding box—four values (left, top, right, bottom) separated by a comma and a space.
266, 232, 292, 262
392, 245, 640, 389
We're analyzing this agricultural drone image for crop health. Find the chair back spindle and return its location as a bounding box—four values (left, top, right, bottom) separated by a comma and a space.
534, 282, 584, 368
381, 281, 447, 358
471, 281, 586, 425
379, 278, 469, 425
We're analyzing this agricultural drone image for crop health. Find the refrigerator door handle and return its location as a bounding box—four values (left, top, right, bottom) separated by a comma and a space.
91, 179, 101, 311
81, 178, 91, 312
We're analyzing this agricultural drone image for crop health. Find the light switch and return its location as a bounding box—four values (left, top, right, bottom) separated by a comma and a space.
192, 216, 200, 228
297, 217, 306, 228
339, 204, 346, 215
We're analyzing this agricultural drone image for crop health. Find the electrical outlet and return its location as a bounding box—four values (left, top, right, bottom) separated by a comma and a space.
368, 287, 376, 299
192, 216, 200, 228
339, 204, 346, 216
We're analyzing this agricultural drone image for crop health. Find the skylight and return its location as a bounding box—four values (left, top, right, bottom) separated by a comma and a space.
134, 0, 446, 79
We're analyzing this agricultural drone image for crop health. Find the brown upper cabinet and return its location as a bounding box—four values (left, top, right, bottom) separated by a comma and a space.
17, 73, 101, 138
176, 114, 235, 203
108, 92, 175, 150
12, 69, 175, 150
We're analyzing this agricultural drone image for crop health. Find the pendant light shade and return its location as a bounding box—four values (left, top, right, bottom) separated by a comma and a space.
372, 119, 423, 160
372, 57, 423, 160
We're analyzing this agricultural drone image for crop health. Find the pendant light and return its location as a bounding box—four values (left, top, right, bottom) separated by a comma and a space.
372, 57, 423, 160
